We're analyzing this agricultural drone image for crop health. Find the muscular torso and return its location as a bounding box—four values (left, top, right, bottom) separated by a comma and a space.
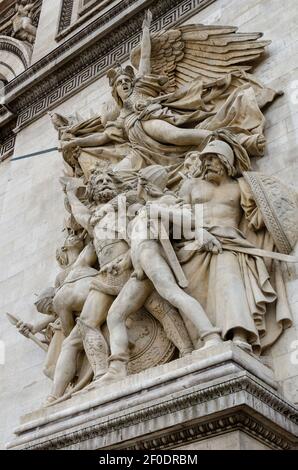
92, 210, 129, 269
180, 178, 242, 229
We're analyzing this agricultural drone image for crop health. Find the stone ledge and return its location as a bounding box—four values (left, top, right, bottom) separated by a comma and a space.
7, 342, 298, 450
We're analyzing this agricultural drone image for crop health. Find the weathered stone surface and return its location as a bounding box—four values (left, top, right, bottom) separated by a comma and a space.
7, 343, 298, 450
0, 0, 298, 451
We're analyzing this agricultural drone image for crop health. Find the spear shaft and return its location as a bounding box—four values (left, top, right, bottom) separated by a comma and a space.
6, 313, 48, 352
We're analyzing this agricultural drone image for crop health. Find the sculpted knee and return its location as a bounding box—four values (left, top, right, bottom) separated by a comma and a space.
61, 333, 77, 350
107, 307, 123, 329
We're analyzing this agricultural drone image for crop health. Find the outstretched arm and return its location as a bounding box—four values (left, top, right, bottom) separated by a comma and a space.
138, 10, 152, 76
17, 315, 56, 336
61, 132, 111, 151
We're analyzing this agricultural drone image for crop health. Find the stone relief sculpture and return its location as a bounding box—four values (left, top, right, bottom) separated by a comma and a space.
60, 10, 280, 180
11, 1, 37, 45
8, 11, 298, 406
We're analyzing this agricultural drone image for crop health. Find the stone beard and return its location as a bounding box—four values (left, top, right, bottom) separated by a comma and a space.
86, 172, 119, 204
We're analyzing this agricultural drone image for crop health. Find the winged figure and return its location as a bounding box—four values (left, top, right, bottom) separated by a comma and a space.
130, 21, 272, 92
59, 11, 281, 184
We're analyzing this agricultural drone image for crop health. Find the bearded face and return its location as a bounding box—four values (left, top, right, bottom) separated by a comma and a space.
87, 171, 118, 204
201, 154, 227, 184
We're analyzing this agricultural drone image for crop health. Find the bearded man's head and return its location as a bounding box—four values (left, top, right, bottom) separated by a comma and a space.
86, 168, 120, 204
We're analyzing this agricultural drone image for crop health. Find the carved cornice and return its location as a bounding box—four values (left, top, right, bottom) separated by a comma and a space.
2, 0, 216, 133
58, 0, 74, 33
57, 0, 137, 39
14, 376, 298, 450
124, 413, 293, 450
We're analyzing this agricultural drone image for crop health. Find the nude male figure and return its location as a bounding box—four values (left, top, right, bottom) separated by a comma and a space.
48, 168, 193, 403
98, 166, 223, 385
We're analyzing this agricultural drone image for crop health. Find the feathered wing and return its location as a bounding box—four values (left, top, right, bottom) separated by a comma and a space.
130, 24, 270, 92
131, 29, 184, 92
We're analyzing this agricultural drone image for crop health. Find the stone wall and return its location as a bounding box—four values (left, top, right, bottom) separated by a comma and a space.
0, 0, 297, 449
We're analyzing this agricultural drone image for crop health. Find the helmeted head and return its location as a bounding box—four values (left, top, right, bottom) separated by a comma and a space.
107, 63, 135, 107
34, 288, 56, 316
199, 140, 236, 183
139, 165, 169, 190
56, 233, 84, 267
138, 165, 169, 199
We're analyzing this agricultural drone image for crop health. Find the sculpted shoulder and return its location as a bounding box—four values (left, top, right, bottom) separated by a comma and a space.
179, 177, 211, 203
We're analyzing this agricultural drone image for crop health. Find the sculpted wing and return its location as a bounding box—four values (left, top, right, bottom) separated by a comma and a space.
130, 24, 270, 91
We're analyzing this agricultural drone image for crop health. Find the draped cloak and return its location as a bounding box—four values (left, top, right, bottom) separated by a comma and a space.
175, 176, 293, 354
66, 72, 279, 183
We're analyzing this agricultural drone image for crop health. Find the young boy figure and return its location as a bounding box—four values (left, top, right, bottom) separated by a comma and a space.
98, 165, 222, 385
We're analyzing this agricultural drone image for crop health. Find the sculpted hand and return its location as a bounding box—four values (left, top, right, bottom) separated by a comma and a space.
116, 252, 132, 274
195, 229, 222, 254
100, 253, 132, 276
16, 320, 34, 337
61, 139, 80, 151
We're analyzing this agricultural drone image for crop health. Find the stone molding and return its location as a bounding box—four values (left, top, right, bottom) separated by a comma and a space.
57, 0, 140, 39
58, 0, 75, 33
124, 411, 294, 451
8, 343, 298, 451
10, 375, 298, 450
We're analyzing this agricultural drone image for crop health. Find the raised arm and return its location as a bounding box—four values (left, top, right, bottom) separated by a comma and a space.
62, 178, 93, 235
138, 10, 152, 76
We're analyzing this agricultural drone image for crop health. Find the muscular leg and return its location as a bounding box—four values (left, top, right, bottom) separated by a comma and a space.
107, 277, 153, 358
139, 244, 221, 346
52, 297, 75, 337
49, 290, 113, 400
142, 120, 210, 147
95, 278, 153, 385
80, 289, 113, 328
49, 325, 83, 401
79, 289, 114, 381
